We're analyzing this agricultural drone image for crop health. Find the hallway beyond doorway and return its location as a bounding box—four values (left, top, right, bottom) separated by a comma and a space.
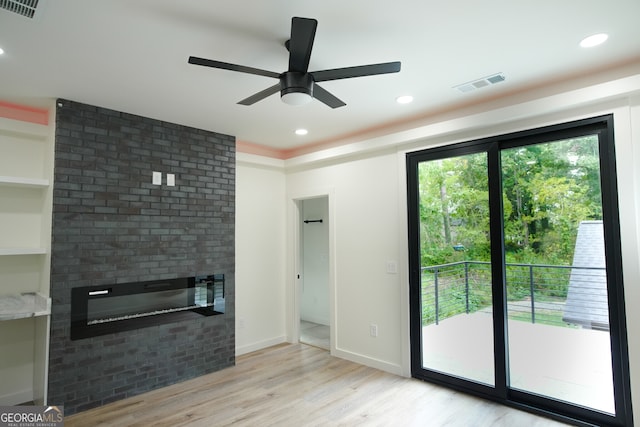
300, 320, 329, 350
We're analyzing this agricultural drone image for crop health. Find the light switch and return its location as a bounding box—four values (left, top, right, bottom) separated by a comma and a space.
167, 173, 175, 187
152, 171, 162, 185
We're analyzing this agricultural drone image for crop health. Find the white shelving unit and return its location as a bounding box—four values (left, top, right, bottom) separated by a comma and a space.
0, 248, 48, 256
0, 111, 54, 406
0, 176, 50, 188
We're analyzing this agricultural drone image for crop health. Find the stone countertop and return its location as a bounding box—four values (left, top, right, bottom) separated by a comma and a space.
0, 292, 51, 321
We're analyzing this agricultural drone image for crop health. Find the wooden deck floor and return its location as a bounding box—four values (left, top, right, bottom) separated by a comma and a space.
66, 343, 571, 426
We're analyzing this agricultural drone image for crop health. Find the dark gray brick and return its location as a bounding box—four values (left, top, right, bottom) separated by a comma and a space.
48, 98, 235, 415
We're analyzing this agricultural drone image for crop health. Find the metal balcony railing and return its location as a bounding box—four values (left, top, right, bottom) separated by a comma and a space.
420, 261, 607, 328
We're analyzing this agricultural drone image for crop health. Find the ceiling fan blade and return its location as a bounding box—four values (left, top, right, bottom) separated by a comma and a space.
312, 61, 401, 82
288, 17, 317, 73
188, 56, 280, 79
313, 84, 346, 109
237, 83, 281, 106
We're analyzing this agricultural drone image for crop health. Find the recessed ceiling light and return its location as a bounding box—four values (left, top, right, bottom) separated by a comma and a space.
0, 47, 4, 55
396, 95, 413, 104
295, 129, 308, 136
580, 33, 608, 48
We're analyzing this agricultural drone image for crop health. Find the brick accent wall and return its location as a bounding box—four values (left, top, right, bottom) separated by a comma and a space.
48, 99, 235, 414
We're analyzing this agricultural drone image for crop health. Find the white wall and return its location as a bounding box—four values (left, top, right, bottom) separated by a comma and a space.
619, 93, 640, 424
235, 68, 640, 421
286, 151, 405, 373
235, 156, 287, 355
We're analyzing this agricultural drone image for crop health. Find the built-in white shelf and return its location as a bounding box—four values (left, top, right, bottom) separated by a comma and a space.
0, 175, 49, 188
0, 247, 47, 256
0, 105, 53, 405
0, 117, 50, 138
0, 292, 51, 321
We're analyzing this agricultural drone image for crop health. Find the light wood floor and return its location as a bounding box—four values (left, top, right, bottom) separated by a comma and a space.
65, 343, 571, 426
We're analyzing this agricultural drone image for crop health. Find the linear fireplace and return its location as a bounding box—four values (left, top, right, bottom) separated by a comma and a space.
70, 274, 225, 340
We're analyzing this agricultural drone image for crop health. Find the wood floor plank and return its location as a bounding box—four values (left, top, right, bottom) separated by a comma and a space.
65, 343, 572, 426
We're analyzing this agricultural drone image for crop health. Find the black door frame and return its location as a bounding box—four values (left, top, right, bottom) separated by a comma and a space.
406, 115, 633, 427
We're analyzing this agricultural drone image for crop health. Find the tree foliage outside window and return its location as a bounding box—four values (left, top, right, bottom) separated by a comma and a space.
418, 136, 601, 267
418, 136, 603, 324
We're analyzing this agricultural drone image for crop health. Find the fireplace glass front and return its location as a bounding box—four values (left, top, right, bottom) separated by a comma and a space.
71, 274, 224, 340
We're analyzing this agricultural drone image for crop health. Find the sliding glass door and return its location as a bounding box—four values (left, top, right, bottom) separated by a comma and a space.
501, 138, 615, 413
416, 152, 495, 386
407, 116, 632, 426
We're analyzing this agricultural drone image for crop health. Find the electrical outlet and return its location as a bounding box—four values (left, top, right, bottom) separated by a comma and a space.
238, 318, 245, 329
152, 171, 162, 185
370, 323, 378, 337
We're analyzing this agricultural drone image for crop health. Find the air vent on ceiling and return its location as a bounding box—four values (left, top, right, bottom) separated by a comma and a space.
0, 0, 39, 18
454, 73, 506, 93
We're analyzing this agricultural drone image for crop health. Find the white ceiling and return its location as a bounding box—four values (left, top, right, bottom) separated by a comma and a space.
1, 0, 639, 153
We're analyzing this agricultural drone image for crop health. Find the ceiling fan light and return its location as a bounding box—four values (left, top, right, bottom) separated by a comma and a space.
281, 91, 313, 106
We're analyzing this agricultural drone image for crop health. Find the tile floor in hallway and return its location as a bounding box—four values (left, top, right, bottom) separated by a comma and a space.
300, 320, 329, 350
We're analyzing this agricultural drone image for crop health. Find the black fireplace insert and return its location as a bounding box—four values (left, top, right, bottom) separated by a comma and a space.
70, 274, 224, 340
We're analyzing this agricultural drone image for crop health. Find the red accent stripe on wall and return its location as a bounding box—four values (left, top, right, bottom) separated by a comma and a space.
0, 100, 49, 125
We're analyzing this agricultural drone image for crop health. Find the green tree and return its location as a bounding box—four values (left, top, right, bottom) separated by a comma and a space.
418, 136, 602, 267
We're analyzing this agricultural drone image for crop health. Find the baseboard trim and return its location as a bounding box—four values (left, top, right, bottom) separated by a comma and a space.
236, 337, 404, 377
332, 347, 404, 376
0, 389, 33, 406
236, 335, 287, 356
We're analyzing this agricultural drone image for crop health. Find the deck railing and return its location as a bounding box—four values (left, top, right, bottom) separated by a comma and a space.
421, 261, 605, 327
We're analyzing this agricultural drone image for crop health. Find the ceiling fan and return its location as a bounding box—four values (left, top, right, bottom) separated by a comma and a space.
188, 17, 401, 108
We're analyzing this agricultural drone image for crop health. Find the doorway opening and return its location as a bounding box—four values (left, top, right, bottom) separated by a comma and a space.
298, 196, 330, 350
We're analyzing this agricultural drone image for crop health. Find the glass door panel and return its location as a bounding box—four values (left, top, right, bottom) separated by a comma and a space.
418, 152, 494, 386
501, 136, 615, 413
409, 117, 631, 425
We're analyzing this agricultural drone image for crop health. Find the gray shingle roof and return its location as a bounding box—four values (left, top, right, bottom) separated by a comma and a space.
562, 221, 609, 330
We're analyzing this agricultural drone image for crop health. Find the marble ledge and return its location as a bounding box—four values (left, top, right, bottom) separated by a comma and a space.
0, 292, 51, 321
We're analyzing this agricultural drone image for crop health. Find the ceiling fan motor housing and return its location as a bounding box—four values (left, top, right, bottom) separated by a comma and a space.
280, 71, 314, 97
